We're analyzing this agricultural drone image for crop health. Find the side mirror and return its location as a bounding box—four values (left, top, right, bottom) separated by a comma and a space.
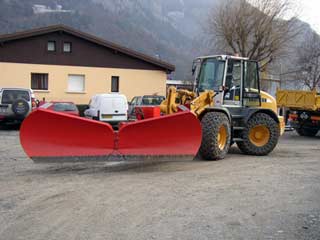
192, 59, 200, 76
192, 65, 196, 75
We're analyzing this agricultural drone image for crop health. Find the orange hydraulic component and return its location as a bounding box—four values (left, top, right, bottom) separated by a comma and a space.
160, 86, 214, 117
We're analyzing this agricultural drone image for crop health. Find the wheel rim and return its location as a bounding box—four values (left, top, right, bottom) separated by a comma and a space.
249, 125, 270, 147
217, 125, 227, 150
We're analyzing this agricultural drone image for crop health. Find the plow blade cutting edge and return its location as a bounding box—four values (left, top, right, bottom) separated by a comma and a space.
20, 109, 202, 162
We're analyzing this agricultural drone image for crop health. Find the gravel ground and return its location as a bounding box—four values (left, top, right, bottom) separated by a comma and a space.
0, 128, 319, 240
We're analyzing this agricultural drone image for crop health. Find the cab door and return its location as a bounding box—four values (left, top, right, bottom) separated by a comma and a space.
223, 59, 242, 106
242, 60, 261, 107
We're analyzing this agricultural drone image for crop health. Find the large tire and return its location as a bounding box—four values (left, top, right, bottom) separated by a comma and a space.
296, 127, 318, 137
237, 113, 279, 156
199, 112, 231, 160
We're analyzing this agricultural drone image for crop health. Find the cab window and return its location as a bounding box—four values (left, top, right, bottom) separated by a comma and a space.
198, 59, 225, 92
242, 61, 260, 106
243, 61, 259, 91
224, 60, 241, 102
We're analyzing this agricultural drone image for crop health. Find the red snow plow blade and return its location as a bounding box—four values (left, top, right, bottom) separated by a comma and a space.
20, 109, 202, 163
20, 109, 115, 162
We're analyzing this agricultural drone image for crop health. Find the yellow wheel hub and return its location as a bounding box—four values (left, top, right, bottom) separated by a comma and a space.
249, 125, 270, 147
217, 125, 227, 150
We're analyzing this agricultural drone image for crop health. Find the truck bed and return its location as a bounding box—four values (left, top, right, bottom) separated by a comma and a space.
276, 90, 320, 111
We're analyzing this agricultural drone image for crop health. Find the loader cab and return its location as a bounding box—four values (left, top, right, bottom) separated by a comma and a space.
195, 55, 261, 108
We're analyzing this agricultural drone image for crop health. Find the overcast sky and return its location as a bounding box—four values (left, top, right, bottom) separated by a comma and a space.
297, 0, 320, 33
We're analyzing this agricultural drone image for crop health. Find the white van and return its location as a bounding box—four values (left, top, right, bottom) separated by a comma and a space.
84, 93, 128, 123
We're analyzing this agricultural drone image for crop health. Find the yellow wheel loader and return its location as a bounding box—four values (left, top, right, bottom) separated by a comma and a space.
20, 55, 284, 162
160, 55, 285, 160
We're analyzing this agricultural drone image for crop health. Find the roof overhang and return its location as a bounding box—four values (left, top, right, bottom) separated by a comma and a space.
0, 25, 175, 73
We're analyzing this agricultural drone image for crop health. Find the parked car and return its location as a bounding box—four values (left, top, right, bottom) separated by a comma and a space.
128, 95, 165, 119
84, 93, 128, 124
40, 101, 79, 116
0, 88, 36, 124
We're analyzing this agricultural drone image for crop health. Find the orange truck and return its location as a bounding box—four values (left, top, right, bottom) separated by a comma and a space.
277, 90, 320, 136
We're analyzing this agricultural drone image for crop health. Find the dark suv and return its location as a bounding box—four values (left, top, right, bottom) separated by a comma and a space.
0, 88, 36, 124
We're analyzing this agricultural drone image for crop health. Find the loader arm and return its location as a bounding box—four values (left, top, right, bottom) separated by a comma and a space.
160, 87, 215, 117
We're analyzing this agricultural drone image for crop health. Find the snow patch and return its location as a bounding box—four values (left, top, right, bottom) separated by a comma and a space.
33, 4, 74, 14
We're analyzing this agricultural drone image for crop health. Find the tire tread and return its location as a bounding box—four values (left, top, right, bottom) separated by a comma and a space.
199, 112, 231, 160
237, 113, 279, 156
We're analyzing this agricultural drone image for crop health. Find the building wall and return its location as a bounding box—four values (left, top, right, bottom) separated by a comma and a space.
0, 31, 167, 71
0, 62, 167, 104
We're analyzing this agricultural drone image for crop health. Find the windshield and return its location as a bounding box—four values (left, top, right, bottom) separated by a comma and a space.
198, 59, 225, 92
141, 96, 165, 105
40, 102, 78, 111
53, 103, 77, 111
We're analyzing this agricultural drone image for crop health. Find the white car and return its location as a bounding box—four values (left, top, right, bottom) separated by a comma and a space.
84, 93, 128, 124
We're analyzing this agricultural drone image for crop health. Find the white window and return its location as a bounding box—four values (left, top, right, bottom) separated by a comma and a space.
47, 41, 56, 51
68, 75, 85, 92
63, 42, 72, 53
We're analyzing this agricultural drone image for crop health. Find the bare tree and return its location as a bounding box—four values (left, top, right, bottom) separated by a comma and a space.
207, 0, 299, 69
295, 31, 320, 91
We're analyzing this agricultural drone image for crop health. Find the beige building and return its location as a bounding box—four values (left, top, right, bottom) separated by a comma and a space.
260, 72, 281, 97
0, 25, 174, 104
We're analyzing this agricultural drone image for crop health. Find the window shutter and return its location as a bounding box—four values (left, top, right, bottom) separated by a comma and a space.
68, 75, 85, 92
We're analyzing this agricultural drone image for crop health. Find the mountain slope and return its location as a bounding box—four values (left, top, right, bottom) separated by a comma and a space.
0, 0, 217, 79
0, 0, 317, 81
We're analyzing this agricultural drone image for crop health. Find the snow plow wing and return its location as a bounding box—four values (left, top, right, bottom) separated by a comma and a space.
20, 109, 202, 162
